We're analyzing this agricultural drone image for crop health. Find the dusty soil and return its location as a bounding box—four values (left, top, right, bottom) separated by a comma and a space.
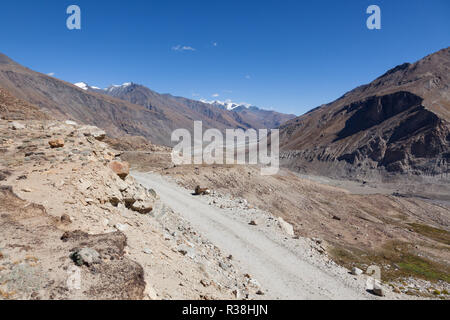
0, 120, 258, 300
125, 151, 450, 297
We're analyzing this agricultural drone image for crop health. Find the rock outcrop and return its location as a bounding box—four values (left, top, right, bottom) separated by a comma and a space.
0, 119, 253, 300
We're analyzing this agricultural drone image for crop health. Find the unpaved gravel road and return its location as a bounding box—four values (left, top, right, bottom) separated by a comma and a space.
133, 171, 369, 300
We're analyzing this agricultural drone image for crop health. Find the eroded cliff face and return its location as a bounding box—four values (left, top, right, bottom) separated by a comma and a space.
280, 48, 450, 180
281, 91, 449, 178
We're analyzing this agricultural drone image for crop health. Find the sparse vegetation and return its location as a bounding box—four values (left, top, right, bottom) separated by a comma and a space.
408, 223, 450, 245
330, 241, 450, 283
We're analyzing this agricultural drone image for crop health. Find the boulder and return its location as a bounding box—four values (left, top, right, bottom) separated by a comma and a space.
109, 161, 130, 179
351, 267, 363, 276
278, 217, 295, 236
71, 248, 101, 266
79, 125, 106, 141
194, 186, 210, 195
177, 244, 196, 259
49, 138, 65, 148
130, 200, 153, 214
61, 214, 72, 224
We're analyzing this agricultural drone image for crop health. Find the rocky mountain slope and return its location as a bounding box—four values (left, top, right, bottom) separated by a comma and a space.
279, 47, 450, 180
126, 152, 450, 298
0, 119, 256, 300
0, 87, 50, 121
100, 82, 295, 129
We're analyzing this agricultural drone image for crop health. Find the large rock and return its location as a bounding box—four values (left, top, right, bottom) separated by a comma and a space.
351, 267, 363, 276
130, 200, 153, 214
372, 282, 384, 297
109, 161, 130, 179
49, 138, 65, 148
71, 248, 101, 266
122, 184, 156, 214
278, 217, 295, 236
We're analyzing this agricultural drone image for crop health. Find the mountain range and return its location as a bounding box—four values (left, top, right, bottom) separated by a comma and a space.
0, 54, 295, 146
0, 48, 449, 179
75, 81, 296, 130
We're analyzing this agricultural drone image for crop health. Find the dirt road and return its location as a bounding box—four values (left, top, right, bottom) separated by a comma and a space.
133, 171, 372, 300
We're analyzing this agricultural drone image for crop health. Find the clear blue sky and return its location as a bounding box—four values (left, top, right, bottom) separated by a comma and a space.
0, 0, 449, 115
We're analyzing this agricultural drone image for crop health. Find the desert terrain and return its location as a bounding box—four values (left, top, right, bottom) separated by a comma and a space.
124, 149, 450, 298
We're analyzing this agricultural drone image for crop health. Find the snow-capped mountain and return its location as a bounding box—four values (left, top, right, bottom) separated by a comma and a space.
201, 99, 252, 111
105, 82, 133, 93
72, 81, 296, 132
73, 82, 133, 93
74, 82, 103, 93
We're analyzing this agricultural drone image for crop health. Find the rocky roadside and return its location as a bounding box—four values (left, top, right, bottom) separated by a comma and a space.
0, 120, 256, 300
160, 173, 449, 300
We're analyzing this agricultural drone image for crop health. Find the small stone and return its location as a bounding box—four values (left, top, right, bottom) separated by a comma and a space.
332, 215, 341, 221
10, 122, 25, 130
372, 282, 384, 297
219, 261, 230, 271
143, 248, 152, 255
85, 198, 95, 205
114, 223, 127, 232
200, 279, 210, 287
49, 139, 65, 148
256, 290, 264, 295
249, 220, 258, 226
177, 245, 195, 259
61, 214, 72, 224
351, 267, 363, 275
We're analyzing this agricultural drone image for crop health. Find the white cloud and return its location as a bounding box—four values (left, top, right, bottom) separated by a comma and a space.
47, 72, 55, 76
245, 74, 251, 79
212, 93, 220, 98
172, 45, 196, 52
212, 42, 218, 47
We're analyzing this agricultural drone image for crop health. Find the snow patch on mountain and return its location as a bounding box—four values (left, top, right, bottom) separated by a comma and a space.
106, 82, 133, 92
74, 82, 89, 90
74, 82, 101, 91
201, 99, 253, 111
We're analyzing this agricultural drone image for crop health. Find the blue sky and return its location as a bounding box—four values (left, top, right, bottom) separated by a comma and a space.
0, 0, 449, 115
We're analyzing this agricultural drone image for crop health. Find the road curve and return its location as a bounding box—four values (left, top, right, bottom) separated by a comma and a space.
133, 171, 367, 300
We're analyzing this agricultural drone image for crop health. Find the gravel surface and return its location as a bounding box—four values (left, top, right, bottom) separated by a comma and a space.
132, 171, 402, 300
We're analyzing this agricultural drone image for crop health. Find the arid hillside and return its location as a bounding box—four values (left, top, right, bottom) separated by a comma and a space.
0, 53, 294, 147
0, 119, 257, 300
130, 155, 449, 296
0, 87, 51, 121
279, 47, 450, 179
